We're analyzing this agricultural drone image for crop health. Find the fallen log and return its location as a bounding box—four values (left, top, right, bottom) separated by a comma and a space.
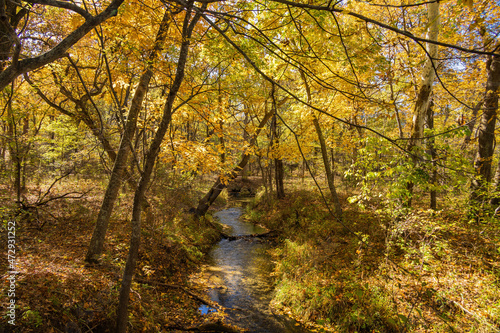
134, 278, 218, 308
220, 230, 276, 241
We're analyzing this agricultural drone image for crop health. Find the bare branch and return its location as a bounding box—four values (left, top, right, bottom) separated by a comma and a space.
356, 0, 439, 8
37, 169, 75, 204
269, 0, 499, 56
24, 0, 92, 19
36, 191, 89, 207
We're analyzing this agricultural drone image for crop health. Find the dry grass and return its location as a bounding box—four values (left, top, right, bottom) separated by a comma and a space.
245, 186, 500, 332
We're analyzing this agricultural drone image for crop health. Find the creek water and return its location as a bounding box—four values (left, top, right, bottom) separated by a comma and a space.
200, 206, 311, 333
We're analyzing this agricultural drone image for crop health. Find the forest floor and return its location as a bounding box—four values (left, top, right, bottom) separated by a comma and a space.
1, 176, 500, 332
0, 176, 232, 333
244, 185, 500, 332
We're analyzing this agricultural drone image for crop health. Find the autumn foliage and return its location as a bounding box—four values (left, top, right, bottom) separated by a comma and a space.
1, 0, 500, 332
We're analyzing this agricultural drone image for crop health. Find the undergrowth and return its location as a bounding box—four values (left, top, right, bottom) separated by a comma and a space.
245, 187, 500, 332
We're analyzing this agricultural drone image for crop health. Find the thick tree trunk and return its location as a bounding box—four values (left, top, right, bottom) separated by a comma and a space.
471, 54, 500, 210
257, 155, 269, 197
195, 111, 273, 216
86, 12, 171, 263
115, 5, 202, 331
406, 1, 440, 207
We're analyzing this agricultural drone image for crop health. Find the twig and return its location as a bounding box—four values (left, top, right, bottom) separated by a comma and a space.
450, 299, 500, 332
37, 169, 75, 204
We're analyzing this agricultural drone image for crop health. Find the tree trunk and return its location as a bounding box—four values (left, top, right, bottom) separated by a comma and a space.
471, 54, 500, 210
86, 12, 171, 263
270, 83, 285, 199
6, 97, 22, 203
426, 101, 437, 210
242, 112, 250, 180
312, 116, 342, 219
274, 156, 285, 199
271, 112, 285, 199
406, 1, 440, 207
490, 148, 500, 207
218, 73, 226, 164
115, 5, 202, 332
300, 71, 342, 220
461, 101, 482, 149
257, 155, 268, 197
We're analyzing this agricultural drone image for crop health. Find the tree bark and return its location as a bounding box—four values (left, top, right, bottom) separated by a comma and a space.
425, 101, 437, 210
6, 98, 21, 203
115, 4, 202, 331
274, 158, 285, 199
471, 54, 500, 209
406, 1, 440, 207
270, 86, 285, 199
86, 12, 171, 263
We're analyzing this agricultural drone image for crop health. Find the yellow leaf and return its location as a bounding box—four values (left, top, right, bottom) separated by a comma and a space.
71, 15, 84, 30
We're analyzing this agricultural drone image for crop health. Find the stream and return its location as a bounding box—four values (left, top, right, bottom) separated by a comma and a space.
198, 205, 311, 333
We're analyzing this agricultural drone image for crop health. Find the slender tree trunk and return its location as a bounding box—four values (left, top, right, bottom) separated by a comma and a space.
426, 101, 437, 209
388, 63, 404, 138
462, 101, 482, 149
271, 111, 285, 199
274, 158, 285, 199
312, 116, 342, 219
6, 97, 22, 203
86, 12, 171, 263
406, 1, 440, 207
219, 120, 225, 164
218, 74, 225, 164
471, 54, 500, 211
115, 4, 202, 332
242, 112, 250, 180
300, 71, 342, 220
257, 155, 268, 197
269, 83, 285, 199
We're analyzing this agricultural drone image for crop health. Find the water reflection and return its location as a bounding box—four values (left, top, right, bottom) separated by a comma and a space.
201, 207, 310, 333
